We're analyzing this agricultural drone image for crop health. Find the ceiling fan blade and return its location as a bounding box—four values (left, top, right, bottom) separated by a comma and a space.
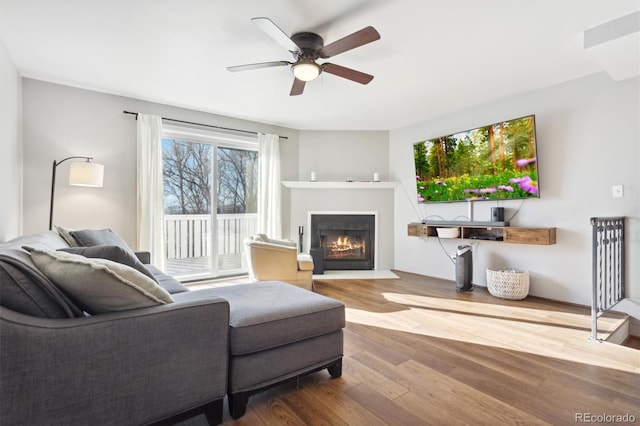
318, 26, 380, 58
252, 17, 301, 53
322, 63, 374, 85
227, 61, 291, 72
290, 78, 306, 96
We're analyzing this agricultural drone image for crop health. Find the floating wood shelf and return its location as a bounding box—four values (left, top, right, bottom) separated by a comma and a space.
407, 223, 556, 245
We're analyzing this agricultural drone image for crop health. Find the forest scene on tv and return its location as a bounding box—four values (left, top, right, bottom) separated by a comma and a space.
414, 115, 539, 203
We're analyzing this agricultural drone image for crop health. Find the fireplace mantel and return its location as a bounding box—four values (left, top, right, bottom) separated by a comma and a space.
282, 181, 399, 189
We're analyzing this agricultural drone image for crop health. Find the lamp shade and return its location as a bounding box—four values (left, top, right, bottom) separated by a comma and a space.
293, 61, 321, 82
69, 161, 104, 187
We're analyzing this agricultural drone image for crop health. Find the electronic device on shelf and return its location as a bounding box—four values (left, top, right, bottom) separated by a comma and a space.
469, 235, 503, 241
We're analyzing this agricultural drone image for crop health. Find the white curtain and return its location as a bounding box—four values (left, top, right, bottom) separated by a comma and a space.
136, 114, 166, 271
257, 133, 282, 238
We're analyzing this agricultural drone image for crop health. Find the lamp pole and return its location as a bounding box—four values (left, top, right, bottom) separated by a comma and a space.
48, 156, 93, 230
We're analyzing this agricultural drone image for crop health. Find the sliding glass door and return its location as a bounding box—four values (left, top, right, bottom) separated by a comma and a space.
162, 127, 258, 280
215, 146, 258, 276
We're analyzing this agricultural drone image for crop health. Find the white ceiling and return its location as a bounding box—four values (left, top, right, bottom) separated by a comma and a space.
1, 0, 638, 130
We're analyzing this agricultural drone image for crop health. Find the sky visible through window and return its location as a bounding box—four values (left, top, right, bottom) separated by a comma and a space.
162, 139, 258, 214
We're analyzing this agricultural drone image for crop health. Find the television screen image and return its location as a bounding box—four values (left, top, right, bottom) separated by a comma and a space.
414, 115, 539, 203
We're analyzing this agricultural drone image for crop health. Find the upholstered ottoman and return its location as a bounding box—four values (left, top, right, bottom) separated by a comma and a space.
173, 281, 345, 418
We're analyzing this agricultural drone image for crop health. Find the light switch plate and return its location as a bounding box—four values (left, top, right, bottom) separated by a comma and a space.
612, 184, 624, 198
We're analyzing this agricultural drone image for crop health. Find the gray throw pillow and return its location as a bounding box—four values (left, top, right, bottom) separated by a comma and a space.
70, 228, 135, 256
58, 245, 158, 283
26, 246, 173, 315
55, 225, 79, 247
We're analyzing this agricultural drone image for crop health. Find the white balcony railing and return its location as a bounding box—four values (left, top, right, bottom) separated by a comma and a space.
164, 213, 257, 278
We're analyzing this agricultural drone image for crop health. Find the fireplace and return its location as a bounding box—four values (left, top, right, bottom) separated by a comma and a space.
310, 213, 375, 270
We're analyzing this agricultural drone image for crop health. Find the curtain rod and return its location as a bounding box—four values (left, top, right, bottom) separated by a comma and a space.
122, 110, 288, 140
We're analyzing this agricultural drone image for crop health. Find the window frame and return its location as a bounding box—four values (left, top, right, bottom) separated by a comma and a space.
161, 124, 259, 280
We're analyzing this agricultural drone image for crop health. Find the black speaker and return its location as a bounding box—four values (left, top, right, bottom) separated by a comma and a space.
491, 207, 504, 222
310, 247, 324, 275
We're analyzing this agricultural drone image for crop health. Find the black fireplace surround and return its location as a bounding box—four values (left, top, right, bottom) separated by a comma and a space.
310, 214, 375, 270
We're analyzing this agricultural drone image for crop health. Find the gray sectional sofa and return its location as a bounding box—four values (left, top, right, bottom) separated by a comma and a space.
0, 231, 345, 425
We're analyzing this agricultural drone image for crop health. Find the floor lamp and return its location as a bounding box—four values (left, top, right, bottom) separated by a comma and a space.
49, 157, 104, 230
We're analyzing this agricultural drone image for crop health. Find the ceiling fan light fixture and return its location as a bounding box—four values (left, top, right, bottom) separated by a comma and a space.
292, 60, 321, 81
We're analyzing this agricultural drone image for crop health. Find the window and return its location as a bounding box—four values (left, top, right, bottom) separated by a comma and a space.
162, 125, 258, 280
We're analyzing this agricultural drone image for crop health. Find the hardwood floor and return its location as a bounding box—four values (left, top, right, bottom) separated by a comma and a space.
180, 271, 639, 426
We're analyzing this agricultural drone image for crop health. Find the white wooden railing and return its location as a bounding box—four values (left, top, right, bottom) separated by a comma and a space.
164, 213, 258, 260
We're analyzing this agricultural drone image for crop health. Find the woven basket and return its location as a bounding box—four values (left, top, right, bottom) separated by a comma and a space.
486, 269, 529, 300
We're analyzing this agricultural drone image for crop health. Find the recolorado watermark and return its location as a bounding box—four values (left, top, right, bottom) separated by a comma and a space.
575, 412, 636, 423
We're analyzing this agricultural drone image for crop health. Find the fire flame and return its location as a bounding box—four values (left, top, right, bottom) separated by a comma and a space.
328, 236, 364, 255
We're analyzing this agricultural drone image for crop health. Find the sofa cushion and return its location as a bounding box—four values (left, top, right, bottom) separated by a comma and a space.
27, 247, 174, 314
145, 264, 190, 294
59, 245, 158, 283
0, 232, 83, 318
173, 281, 345, 355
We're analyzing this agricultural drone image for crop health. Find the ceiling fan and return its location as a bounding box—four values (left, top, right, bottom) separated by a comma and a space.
227, 17, 380, 96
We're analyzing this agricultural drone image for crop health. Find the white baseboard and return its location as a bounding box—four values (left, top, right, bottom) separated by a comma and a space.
313, 270, 399, 280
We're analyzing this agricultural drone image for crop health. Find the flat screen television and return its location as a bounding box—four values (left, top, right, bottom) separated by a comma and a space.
414, 114, 539, 203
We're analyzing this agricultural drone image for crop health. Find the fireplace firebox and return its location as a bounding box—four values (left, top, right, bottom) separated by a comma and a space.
310, 214, 375, 270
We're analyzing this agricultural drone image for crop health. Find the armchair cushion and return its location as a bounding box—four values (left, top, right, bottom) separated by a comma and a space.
297, 254, 314, 271
252, 234, 297, 248
243, 236, 314, 290
27, 247, 173, 314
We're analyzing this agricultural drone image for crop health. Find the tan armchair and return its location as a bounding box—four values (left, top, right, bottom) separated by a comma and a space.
243, 234, 314, 290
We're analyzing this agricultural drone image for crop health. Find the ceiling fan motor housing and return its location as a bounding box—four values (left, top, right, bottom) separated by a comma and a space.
291, 32, 324, 58
228, 18, 379, 96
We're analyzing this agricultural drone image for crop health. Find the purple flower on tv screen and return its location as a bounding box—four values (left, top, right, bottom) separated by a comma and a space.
498, 185, 514, 192
435, 180, 447, 186
516, 157, 537, 167
418, 194, 425, 202
510, 175, 538, 194
520, 180, 539, 194
464, 188, 479, 194
480, 187, 497, 194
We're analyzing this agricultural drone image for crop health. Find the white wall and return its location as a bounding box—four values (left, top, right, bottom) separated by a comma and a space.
21, 79, 299, 249
284, 130, 394, 269
288, 188, 395, 270
0, 39, 22, 242
391, 73, 639, 308
17, 74, 640, 316
20, 80, 391, 267
298, 130, 389, 182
